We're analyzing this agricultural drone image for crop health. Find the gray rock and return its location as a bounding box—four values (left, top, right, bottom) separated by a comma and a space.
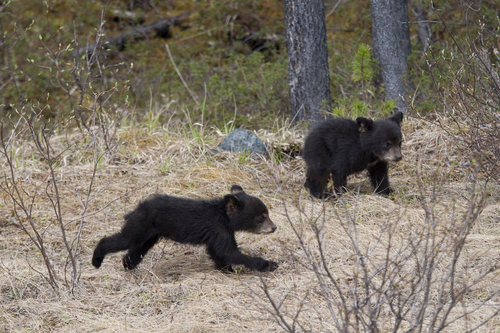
218, 129, 268, 157
463, 161, 471, 168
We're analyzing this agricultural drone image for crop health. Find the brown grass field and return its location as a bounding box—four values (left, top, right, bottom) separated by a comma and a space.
1, 116, 499, 332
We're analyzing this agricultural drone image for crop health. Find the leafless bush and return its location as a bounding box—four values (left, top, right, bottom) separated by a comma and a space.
255, 163, 500, 332
0, 8, 129, 296
424, 1, 500, 182
0, 108, 121, 295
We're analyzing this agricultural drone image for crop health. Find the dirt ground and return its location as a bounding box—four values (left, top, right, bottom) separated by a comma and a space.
1, 117, 499, 332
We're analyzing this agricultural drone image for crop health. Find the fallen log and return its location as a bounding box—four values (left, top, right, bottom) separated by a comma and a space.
72, 13, 190, 58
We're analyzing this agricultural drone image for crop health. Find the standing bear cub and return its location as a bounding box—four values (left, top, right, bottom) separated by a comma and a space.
92, 185, 278, 272
303, 112, 403, 198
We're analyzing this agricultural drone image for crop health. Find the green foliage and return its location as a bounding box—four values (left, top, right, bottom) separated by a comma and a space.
351, 99, 368, 116
214, 120, 236, 136
192, 52, 288, 128
238, 151, 252, 164
188, 123, 204, 146
332, 98, 397, 119
158, 157, 172, 175
331, 43, 386, 118
146, 111, 161, 133
351, 44, 374, 84
380, 100, 397, 116
1, 0, 498, 128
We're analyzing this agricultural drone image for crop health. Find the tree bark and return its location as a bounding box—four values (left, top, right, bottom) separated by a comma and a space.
415, 4, 432, 52
371, 0, 409, 112
284, 0, 332, 123
395, 0, 411, 62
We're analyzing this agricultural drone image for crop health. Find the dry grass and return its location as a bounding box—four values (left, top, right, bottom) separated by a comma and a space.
1, 116, 500, 332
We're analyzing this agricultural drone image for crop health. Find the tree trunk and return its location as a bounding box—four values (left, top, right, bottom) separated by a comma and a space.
415, 4, 432, 52
284, 0, 332, 123
395, 0, 411, 62
371, 0, 410, 113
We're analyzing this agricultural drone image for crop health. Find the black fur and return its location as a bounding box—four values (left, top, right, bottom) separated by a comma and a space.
92, 185, 278, 272
303, 112, 403, 198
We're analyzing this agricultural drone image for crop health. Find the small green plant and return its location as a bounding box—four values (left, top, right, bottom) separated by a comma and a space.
331, 105, 348, 118
159, 158, 171, 175
188, 123, 204, 146
270, 148, 282, 164
380, 99, 397, 116
214, 120, 235, 136
146, 111, 161, 133
351, 44, 374, 87
351, 43, 375, 106
351, 99, 368, 117
214, 101, 237, 136
332, 97, 396, 119
238, 149, 252, 164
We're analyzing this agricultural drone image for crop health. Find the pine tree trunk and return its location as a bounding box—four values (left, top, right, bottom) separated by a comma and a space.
284, 0, 332, 123
371, 0, 410, 113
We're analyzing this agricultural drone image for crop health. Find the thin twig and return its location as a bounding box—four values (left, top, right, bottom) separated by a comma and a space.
165, 43, 200, 106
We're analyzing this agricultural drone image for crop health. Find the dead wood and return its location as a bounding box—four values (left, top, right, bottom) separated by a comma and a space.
72, 13, 190, 58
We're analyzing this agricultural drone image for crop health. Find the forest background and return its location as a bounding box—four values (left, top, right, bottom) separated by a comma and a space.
4, 0, 498, 128
1, 0, 500, 332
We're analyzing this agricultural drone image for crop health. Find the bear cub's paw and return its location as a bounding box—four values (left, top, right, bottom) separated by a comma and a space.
256, 259, 279, 272
92, 256, 103, 269
265, 260, 279, 272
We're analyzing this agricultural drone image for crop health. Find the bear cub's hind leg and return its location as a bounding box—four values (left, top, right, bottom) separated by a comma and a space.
92, 233, 130, 269
122, 234, 160, 270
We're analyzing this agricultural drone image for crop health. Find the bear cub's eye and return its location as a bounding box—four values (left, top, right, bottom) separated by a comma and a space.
385, 142, 392, 149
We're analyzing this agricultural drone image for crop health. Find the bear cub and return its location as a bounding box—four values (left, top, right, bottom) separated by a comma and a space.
92, 185, 278, 273
303, 112, 403, 198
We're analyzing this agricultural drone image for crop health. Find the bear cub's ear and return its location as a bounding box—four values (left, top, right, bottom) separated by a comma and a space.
356, 117, 374, 133
226, 185, 245, 214
387, 111, 404, 127
225, 185, 245, 214
224, 194, 243, 215
230, 185, 244, 193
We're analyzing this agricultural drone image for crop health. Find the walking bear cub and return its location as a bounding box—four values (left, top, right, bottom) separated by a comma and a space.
92, 185, 278, 272
303, 112, 403, 198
